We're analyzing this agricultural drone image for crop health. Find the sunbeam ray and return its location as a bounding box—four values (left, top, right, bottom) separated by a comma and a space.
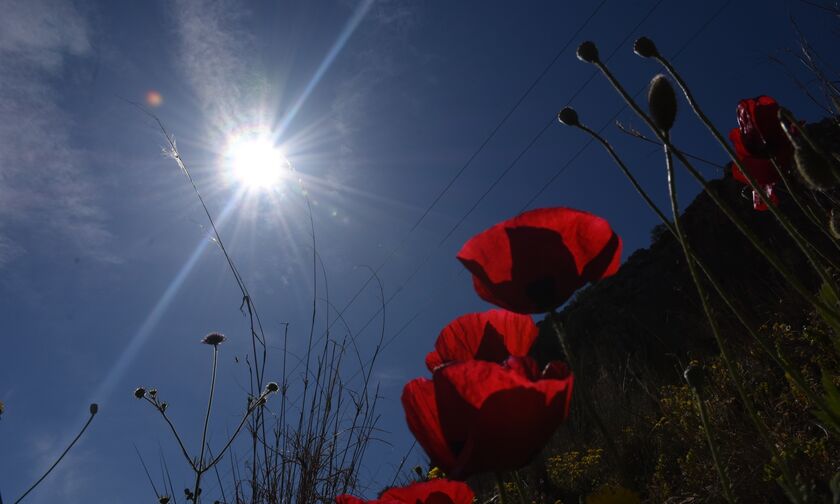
90, 188, 246, 404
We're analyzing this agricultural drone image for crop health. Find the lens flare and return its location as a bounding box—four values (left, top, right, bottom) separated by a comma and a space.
145, 90, 163, 107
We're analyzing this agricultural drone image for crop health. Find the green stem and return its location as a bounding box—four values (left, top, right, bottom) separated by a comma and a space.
662, 141, 800, 501
193, 345, 219, 502
770, 157, 840, 264
13, 408, 97, 504
575, 122, 840, 431
593, 59, 840, 337
693, 389, 736, 504
653, 54, 840, 309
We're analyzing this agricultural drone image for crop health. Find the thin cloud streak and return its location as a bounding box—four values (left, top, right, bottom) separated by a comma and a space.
0, 0, 113, 268
172, 0, 259, 137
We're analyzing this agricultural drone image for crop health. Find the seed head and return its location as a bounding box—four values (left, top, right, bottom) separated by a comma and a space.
89, 403, 99, 415
201, 332, 226, 346
557, 107, 580, 127
576, 41, 599, 64
647, 74, 678, 133
134, 387, 146, 399
266, 382, 279, 393
634, 37, 659, 58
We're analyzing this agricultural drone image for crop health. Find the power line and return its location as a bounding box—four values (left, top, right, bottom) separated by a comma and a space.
285, 0, 611, 376
342, 0, 734, 383
331, 0, 683, 384
522, 0, 732, 210
408, 0, 610, 234
437, 0, 666, 245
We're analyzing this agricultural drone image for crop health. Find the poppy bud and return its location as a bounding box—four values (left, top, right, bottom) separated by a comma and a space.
134, 387, 146, 399
830, 209, 840, 240
634, 37, 659, 58
557, 107, 580, 127
647, 74, 677, 133
576, 41, 599, 63
160, 402, 168, 412
159, 497, 170, 504
683, 364, 705, 391
266, 381, 279, 393
794, 143, 838, 191
89, 403, 99, 415
149, 388, 157, 398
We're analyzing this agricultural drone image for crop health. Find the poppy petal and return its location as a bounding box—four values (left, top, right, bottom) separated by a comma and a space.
433, 359, 574, 475
380, 479, 475, 504
457, 208, 622, 313
401, 378, 457, 473
425, 310, 538, 371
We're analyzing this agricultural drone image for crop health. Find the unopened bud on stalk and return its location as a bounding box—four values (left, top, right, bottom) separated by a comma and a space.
89, 403, 99, 415
557, 107, 580, 127
134, 387, 146, 399
576, 41, 599, 63
266, 382, 279, 393
794, 143, 838, 191
634, 37, 659, 58
647, 74, 677, 133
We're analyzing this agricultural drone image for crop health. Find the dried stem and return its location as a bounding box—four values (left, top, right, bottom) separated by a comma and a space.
13, 405, 98, 504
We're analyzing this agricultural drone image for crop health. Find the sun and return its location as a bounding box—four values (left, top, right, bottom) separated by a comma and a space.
225, 130, 289, 190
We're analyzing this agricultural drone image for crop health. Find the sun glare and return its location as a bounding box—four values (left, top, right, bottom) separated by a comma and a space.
225, 130, 288, 190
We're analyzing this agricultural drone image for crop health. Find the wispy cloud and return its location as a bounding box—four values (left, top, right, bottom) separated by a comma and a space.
172, 0, 259, 136
0, 0, 113, 268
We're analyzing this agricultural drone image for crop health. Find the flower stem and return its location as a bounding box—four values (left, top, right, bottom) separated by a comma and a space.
193, 344, 219, 502
652, 53, 840, 309
573, 121, 840, 430
13, 407, 97, 504
662, 140, 801, 502
692, 388, 736, 504
591, 58, 840, 337
770, 157, 840, 263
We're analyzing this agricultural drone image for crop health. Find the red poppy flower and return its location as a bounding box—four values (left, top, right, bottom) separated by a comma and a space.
402, 356, 574, 479
735, 95, 792, 162
335, 479, 474, 504
728, 129, 782, 211
425, 309, 538, 371
457, 207, 622, 314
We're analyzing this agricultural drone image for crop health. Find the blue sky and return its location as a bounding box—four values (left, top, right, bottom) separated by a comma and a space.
0, 0, 836, 502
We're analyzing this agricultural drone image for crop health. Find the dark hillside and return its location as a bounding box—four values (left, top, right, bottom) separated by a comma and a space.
516, 123, 840, 501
